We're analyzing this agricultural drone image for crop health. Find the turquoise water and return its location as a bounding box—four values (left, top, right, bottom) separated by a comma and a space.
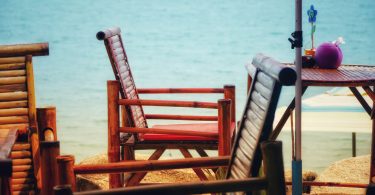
1, 0, 374, 172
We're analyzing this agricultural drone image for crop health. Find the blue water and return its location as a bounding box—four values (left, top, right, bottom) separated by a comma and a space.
1, 0, 374, 172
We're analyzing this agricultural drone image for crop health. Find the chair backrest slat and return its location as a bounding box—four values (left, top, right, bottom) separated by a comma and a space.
227, 54, 296, 180
98, 27, 148, 140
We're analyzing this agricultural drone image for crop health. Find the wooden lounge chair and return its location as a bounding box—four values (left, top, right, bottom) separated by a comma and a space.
54, 54, 296, 195
0, 43, 51, 195
97, 27, 236, 186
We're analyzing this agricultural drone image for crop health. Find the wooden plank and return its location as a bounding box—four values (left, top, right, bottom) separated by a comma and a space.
0, 42, 49, 57
120, 127, 218, 138
0, 100, 28, 109
145, 114, 217, 121
254, 82, 272, 99
179, 147, 208, 181
0, 57, 25, 64
257, 72, 274, 90
118, 99, 218, 109
11, 184, 33, 191
10, 151, 31, 159
251, 90, 269, 111
12, 178, 34, 185
0, 108, 28, 117
0, 92, 27, 101
0, 84, 27, 93
0, 63, 25, 71
0, 116, 29, 125
12, 158, 32, 166
0, 70, 26, 77
137, 88, 225, 94
126, 147, 166, 186
13, 165, 32, 172
11, 171, 32, 179
0, 76, 26, 85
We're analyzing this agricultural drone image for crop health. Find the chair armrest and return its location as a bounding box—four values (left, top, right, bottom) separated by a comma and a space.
0, 128, 18, 177
73, 156, 229, 175
137, 88, 225, 94
73, 177, 267, 195
120, 127, 218, 139
118, 99, 218, 109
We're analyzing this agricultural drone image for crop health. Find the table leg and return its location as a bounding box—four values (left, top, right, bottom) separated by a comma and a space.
270, 86, 308, 140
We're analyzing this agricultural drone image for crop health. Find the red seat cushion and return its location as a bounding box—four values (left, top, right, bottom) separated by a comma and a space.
143, 122, 235, 141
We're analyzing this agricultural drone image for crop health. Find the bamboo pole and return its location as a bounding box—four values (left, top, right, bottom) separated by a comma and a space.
224, 85, 236, 124
118, 99, 218, 109
37, 107, 57, 141
40, 141, 60, 195
218, 99, 231, 156
137, 88, 224, 94
0, 43, 49, 57
261, 141, 286, 195
119, 127, 218, 138
145, 114, 217, 121
107, 81, 122, 188
56, 155, 76, 192
0, 57, 25, 64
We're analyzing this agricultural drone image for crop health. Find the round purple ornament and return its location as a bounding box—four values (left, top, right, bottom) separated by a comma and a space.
315, 37, 344, 69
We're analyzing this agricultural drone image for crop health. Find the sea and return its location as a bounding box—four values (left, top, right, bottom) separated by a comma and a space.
1, 0, 374, 173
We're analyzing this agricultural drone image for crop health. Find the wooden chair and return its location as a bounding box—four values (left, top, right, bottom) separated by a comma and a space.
54, 54, 296, 195
0, 43, 55, 195
97, 27, 236, 186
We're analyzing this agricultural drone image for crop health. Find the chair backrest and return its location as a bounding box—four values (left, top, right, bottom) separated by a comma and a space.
226, 54, 296, 179
97, 27, 148, 137
0, 56, 37, 134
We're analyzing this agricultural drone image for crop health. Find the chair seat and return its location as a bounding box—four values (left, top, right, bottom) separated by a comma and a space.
143, 122, 235, 141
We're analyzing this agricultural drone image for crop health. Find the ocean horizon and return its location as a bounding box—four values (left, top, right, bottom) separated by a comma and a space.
1, 0, 374, 172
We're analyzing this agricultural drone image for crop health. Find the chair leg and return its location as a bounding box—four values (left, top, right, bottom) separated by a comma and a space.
195, 148, 218, 173
179, 147, 209, 181
122, 145, 135, 184
125, 147, 166, 186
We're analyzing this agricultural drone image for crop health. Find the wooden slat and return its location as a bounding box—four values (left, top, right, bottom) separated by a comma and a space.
145, 114, 217, 121
0, 76, 26, 85
11, 184, 33, 191
12, 171, 31, 178
12, 158, 32, 165
0, 57, 25, 64
0, 100, 28, 109
12, 190, 36, 195
251, 90, 268, 111
12, 143, 30, 151
13, 165, 32, 172
0, 116, 29, 125
120, 127, 218, 138
12, 178, 34, 185
0, 92, 28, 101
118, 99, 218, 109
137, 88, 225, 94
231, 160, 248, 178
0, 42, 49, 57
0, 70, 26, 77
256, 72, 274, 90
0, 108, 28, 117
254, 82, 272, 99
0, 63, 25, 70
0, 124, 28, 133
10, 151, 31, 159
0, 84, 27, 93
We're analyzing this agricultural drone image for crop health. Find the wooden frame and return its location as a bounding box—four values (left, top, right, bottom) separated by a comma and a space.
98, 27, 236, 187
54, 141, 286, 195
0, 43, 61, 195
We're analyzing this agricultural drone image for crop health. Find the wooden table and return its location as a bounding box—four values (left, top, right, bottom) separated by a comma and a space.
266, 64, 375, 183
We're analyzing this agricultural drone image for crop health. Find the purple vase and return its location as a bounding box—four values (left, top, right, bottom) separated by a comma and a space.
315, 42, 343, 69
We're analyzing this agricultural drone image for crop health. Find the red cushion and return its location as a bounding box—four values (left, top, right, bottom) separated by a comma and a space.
142, 122, 235, 141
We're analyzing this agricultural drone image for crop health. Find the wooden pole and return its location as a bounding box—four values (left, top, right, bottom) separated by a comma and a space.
261, 141, 286, 195
247, 74, 252, 94
0, 43, 49, 57
107, 80, 122, 188
218, 99, 231, 156
224, 85, 236, 124
56, 155, 76, 192
352, 132, 357, 157
40, 141, 60, 195
37, 107, 57, 141
54, 185, 73, 195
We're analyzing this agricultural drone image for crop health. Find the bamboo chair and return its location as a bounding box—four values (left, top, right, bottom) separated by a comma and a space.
0, 43, 49, 195
54, 54, 295, 195
97, 27, 236, 186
